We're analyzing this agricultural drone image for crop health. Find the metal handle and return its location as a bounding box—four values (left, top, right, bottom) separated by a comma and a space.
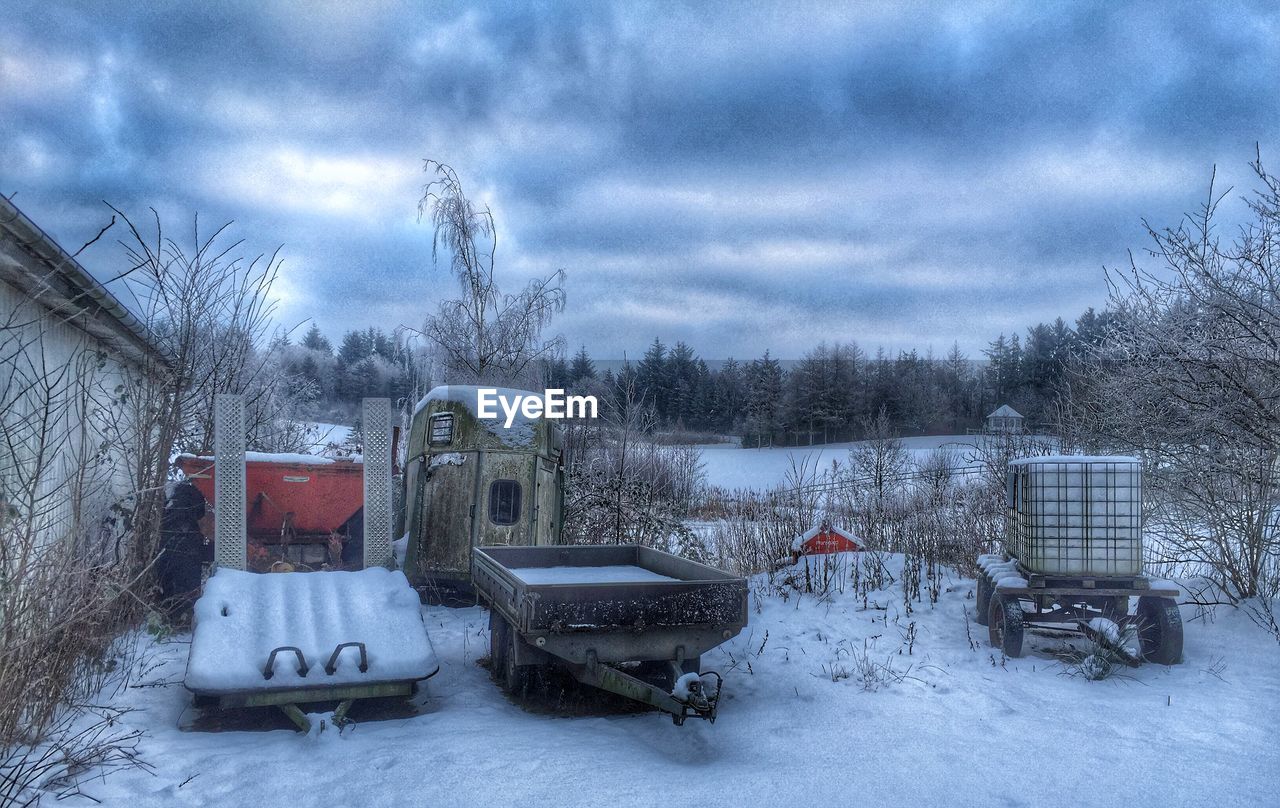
262, 646, 309, 680
324, 641, 369, 675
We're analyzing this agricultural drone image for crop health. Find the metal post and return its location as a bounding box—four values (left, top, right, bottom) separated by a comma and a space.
362, 398, 393, 569
213, 393, 247, 570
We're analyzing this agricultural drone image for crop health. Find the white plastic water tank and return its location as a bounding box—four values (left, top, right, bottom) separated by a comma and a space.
1005, 455, 1142, 576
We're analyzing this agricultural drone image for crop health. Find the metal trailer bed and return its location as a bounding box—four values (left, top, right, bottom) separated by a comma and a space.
472, 544, 749, 725
975, 554, 1184, 664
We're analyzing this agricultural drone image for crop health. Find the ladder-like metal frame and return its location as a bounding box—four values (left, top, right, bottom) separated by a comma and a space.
213, 393, 247, 570
362, 398, 393, 569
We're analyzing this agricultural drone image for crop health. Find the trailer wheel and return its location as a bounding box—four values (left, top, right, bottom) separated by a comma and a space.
975, 571, 993, 626
489, 614, 508, 683
988, 594, 1024, 658
1137, 597, 1183, 665
502, 621, 538, 698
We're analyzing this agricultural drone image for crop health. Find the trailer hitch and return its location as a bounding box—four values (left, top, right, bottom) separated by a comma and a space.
573, 652, 725, 726
671, 670, 722, 726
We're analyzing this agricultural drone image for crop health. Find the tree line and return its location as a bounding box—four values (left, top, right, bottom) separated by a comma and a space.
288, 308, 1109, 445
538, 309, 1108, 445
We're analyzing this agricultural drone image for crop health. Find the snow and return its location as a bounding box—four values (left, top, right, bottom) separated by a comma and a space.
42, 554, 1280, 807
307, 422, 353, 453
987, 404, 1023, 418
698, 434, 988, 491
429, 452, 466, 470
1009, 454, 1139, 465
176, 451, 353, 466
185, 568, 438, 693
412, 385, 540, 448
671, 671, 702, 700
508, 565, 678, 585
392, 533, 409, 570
1087, 617, 1122, 644
977, 556, 1031, 589
1086, 618, 1141, 659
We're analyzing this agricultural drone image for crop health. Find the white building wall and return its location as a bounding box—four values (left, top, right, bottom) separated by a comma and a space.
1, 279, 136, 548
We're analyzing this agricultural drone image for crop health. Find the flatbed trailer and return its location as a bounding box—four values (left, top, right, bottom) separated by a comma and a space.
976, 554, 1183, 664
472, 544, 749, 725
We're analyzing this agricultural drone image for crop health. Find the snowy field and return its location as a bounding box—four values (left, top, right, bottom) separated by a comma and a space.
698, 435, 990, 490
50, 555, 1279, 807
304, 422, 353, 455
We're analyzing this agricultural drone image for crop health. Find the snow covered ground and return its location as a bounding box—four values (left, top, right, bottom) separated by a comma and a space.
305, 422, 353, 456
47, 554, 1279, 807
698, 434, 990, 490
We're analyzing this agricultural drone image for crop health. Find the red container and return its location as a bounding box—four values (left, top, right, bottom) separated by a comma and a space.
175, 454, 365, 567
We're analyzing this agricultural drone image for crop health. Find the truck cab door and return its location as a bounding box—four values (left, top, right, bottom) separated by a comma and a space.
533, 457, 558, 546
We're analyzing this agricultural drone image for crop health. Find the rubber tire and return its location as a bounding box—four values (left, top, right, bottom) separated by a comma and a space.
1137, 596, 1183, 665
975, 571, 993, 626
489, 614, 508, 684
503, 620, 537, 698
988, 594, 1025, 658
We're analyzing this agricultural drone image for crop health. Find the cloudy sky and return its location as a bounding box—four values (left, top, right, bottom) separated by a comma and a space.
2, 1, 1276, 359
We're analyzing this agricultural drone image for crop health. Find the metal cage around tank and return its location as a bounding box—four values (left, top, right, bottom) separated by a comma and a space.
1006, 456, 1143, 577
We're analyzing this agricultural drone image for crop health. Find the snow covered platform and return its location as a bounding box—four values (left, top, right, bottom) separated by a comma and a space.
507, 564, 677, 585
185, 568, 438, 719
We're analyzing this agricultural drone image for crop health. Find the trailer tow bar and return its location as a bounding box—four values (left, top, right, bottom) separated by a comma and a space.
671, 670, 722, 726
574, 652, 724, 726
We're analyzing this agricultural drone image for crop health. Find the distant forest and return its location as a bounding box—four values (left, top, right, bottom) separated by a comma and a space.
280, 308, 1114, 446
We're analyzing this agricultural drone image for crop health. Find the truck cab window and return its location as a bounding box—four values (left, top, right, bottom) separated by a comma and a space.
489, 479, 522, 525
429, 413, 453, 445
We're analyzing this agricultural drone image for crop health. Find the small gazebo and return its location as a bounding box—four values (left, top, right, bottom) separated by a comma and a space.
985, 404, 1025, 434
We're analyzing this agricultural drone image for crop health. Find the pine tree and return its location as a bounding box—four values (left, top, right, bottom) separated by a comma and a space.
668, 341, 697, 426
302, 324, 333, 354
716, 358, 745, 432
338, 330, 370, 365
636, 338, 669, 420
743, 351, 784, 447
569, 346, 596, 387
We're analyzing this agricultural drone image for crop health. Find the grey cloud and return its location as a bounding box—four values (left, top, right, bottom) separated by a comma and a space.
2, 0, 1276, 359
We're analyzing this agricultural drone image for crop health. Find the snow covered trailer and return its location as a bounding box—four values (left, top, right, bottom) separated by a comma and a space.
472, 544, 748, 725
397, 385, 565, 598
974, 456, 1183, 664
184, 397, 438, 733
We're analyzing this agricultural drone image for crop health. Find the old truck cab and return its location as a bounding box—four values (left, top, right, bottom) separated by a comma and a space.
396, 385, 565, 596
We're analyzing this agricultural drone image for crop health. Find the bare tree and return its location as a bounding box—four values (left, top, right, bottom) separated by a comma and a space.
840, 409, 909, 550
1, 224, 154, 803
1065, 152, 1280, 628
417, 161, 566, 385
2, 203, 302, 801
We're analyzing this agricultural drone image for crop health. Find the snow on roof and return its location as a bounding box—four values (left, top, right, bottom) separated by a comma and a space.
987, 404, 1023, 419
185, 568, 438, 694
1008, 455, 1140, 466
177, 451, 359, 466
412, 384, 539, 415
790, 523, 862, 552
412, 384, 542, 448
